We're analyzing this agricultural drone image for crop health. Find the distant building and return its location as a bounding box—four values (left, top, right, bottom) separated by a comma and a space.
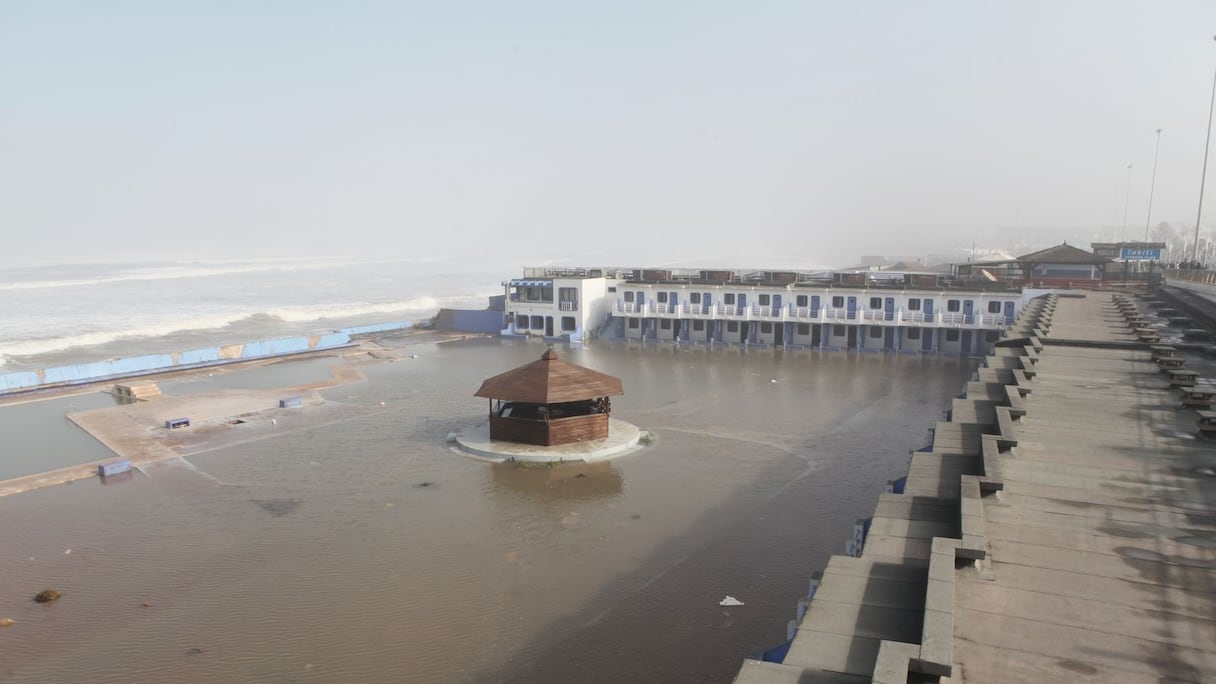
954, 242, 1112, 288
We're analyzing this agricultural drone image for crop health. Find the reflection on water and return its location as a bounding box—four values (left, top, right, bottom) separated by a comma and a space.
0, 340, 971, 683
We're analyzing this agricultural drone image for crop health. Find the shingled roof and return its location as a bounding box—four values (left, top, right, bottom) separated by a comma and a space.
1017, 242, 1111, 265
474, 349, 624, 404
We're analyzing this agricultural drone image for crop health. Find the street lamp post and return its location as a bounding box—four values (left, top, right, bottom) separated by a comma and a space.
1191, 34, 1216, 264
1145, 128, 1162, 241
1122, 164, 1133, 241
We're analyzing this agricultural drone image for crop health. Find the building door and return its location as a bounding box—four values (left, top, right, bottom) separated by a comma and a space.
772, 294, 783, 316
922, 328, 933, 351
740, 322, 750, 342
545, 316, 554, 337
673, 320, 681, 339
669, 292, 678, 314
775, 323, 785, 347
961, 330, 973, 354
812, 324, 822, 347
737, 293, 748, 315
847, 297, 857, 320
1003, 301, 1015, 324
963, 300, 974, 324
811, 295, 821, 317
923, 299, 934, 319
846, 326, 858, 348
703, 292, 712, 314
636, 291, 645, 313
884, 297, 895, 321
884, 328, 895, 349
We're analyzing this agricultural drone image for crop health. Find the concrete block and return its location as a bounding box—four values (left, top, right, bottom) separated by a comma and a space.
871, 641, 920, 684
919, 608, 955, 677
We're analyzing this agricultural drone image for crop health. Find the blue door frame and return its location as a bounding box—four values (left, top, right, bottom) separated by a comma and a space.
846, 297, 857, 320
924, 299, 934, 318
737, 293, 747, 316
961, 330, 973, 354
1003, 301, 1015, 324
963, 300, 974, 324
811, 295, 820, 316
922, 328, 933, 351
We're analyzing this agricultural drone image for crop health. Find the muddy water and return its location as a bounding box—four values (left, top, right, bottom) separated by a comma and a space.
0, 340, 970, 683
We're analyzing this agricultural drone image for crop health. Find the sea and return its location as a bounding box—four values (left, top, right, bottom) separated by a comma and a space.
0, 256, 502, 371
0, 257, 975, 683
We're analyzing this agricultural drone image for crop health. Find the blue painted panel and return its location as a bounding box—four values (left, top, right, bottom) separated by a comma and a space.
179, 347, 224, 365
846, 297, 857, 320
0, 371, 41, 391
924, 299, 934, 316
1003, 301, 1015, 324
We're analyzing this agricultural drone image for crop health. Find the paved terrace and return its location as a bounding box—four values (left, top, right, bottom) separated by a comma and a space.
734, 291, 1216, 683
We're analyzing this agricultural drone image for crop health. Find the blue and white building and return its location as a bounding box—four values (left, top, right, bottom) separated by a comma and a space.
503, 267, 1022, 355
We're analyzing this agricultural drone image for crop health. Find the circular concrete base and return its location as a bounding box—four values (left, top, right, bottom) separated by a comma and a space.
451, 418, 645, 463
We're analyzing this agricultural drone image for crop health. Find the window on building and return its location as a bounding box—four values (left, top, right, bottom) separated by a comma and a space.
516, 315, 529, 329
987, 301, 1002, 314
832, 296, 844, 308
660, 319, 671, 330
907, 328, 921, 340
559, 287, 577, 302
834, 325, 846, 336
628, 318, 639, 329
946, 329, 960, 341
693, 320, 705, 331
870, 327, 883, 338
796, 294, 808, 307
607, 286, 617, 293
869, 297, 882, 309
907, 298, 921, 311
561, 316, 576, 332
759, 294, 771, 306
947, 299, 961, 312
624, 291, 634, 303
727, 321, 739, 332
657, 292, 668, 303
689, 292, 701, 304
797, 323, 810, 335
724, 293, 736, 305
760, 322, 773, 333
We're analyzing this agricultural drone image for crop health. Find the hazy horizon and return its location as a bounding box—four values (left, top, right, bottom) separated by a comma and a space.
5, 2, 1216, 268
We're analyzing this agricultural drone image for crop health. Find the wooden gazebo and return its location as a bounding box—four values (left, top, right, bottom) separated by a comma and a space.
474, 349, 624, 446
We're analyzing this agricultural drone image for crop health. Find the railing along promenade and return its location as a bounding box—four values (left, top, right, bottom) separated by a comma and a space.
612, 301, 1010, 329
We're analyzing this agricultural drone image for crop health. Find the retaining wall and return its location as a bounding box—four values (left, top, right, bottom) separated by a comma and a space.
0, 321, 412, 395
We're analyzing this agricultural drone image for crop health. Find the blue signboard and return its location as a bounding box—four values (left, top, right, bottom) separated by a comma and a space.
1120, 247, 1162, 260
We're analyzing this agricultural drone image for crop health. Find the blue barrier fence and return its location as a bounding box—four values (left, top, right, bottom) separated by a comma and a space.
0, 321, 413, 395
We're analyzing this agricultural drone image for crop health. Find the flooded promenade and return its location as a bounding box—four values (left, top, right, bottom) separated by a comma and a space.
0, 338, 971, 683
735, 290, 1216, 683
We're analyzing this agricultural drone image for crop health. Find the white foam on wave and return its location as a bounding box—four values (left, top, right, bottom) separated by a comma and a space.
0, 294, 487, 362
0, 257, 371, 292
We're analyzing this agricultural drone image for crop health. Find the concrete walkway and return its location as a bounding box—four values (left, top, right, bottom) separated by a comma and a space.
733, 290, 1216, 683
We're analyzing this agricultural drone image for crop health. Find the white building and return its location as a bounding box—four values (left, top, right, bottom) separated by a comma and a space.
503, 267, 1021, 355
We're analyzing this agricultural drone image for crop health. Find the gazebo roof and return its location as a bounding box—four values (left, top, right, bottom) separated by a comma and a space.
474, 349, 624, 404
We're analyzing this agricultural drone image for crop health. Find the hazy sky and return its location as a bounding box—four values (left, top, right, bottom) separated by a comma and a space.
4, 2, 1216, 267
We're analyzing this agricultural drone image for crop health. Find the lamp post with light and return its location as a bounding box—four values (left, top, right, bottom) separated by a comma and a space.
1191, 34, 1216, 264
1145, 128, 1162, 241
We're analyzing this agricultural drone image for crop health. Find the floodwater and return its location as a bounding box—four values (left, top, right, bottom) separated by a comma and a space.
0, 340, 971, 683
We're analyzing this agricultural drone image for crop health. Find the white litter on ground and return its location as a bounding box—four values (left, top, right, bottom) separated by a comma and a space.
719, 596, 744, 606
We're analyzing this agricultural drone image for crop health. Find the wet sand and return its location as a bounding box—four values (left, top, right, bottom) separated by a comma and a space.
0, 339, 971, 683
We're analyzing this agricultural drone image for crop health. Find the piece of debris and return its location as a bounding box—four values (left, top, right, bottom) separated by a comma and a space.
254, 499, 300, 516
64, 549, 71, 555
414, 481, 433, 488
33, 589, 61, 603
186, 647, 204, 655
0, 618, 15, 627
719, 596, 744, 606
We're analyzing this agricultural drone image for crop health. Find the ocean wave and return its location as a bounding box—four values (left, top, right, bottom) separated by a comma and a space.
0, 258, 373, 292
0, 295, 483, 361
